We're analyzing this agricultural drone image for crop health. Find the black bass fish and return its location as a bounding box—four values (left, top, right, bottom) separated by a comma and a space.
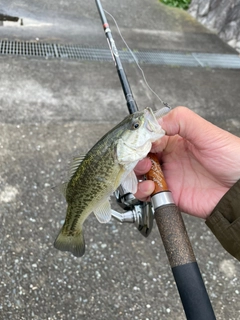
54, 108, 165, 257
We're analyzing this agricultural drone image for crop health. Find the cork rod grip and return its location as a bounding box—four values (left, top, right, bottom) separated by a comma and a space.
146, 153, 168, 194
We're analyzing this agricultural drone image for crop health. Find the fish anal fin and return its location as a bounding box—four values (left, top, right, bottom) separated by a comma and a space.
94, 200, 112, 223
54, 229, 85, 257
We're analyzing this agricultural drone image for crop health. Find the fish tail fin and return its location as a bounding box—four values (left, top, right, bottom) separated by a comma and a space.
54, 228, 85, 258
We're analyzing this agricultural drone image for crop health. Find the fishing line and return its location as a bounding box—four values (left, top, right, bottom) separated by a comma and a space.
104, 9, 171, 111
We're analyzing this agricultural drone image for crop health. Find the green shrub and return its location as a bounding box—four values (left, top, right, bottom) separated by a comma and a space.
160, 0, 191, 10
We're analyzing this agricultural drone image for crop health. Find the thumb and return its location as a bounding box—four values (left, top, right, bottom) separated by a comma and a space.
158, 106, 222, 148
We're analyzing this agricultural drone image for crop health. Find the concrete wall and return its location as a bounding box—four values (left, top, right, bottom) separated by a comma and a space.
188, 0, 240, 52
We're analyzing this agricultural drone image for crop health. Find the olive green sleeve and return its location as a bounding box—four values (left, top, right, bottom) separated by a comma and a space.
205, 179, 240, 261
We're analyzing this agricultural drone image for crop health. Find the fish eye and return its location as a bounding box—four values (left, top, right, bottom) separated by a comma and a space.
132, 121, 140, 130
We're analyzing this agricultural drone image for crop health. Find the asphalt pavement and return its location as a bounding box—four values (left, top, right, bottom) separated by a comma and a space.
0, 0, 240, 319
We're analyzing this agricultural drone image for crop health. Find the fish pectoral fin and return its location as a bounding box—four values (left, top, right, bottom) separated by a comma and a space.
121, 170, 138, 194
94, 200, 112, 223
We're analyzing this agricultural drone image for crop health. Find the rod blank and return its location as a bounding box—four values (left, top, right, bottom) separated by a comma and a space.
95, 1, 216, 319
95, 0, 138, 114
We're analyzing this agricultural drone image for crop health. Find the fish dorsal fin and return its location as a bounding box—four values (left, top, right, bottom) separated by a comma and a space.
59, 181, 68, 198
121, 170, 138, 194
51, 181, 68, 199
94, 200, 112, 223
68, 155, 86, 180
53, 155, 85, 200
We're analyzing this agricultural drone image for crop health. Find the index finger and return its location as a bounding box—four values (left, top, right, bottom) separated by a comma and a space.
134, 158, 152, 176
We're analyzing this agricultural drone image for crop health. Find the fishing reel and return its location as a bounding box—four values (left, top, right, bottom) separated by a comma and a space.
112, 185, 154, 237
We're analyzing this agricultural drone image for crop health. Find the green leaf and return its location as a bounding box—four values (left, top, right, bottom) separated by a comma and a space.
159, 0, 191, 10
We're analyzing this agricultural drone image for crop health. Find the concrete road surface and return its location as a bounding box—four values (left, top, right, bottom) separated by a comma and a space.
0, 0, 240, 319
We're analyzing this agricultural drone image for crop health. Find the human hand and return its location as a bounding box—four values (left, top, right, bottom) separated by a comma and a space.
134, 107, 240, 219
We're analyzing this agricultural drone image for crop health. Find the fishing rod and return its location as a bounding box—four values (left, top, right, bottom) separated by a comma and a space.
95, 1, 216, 319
